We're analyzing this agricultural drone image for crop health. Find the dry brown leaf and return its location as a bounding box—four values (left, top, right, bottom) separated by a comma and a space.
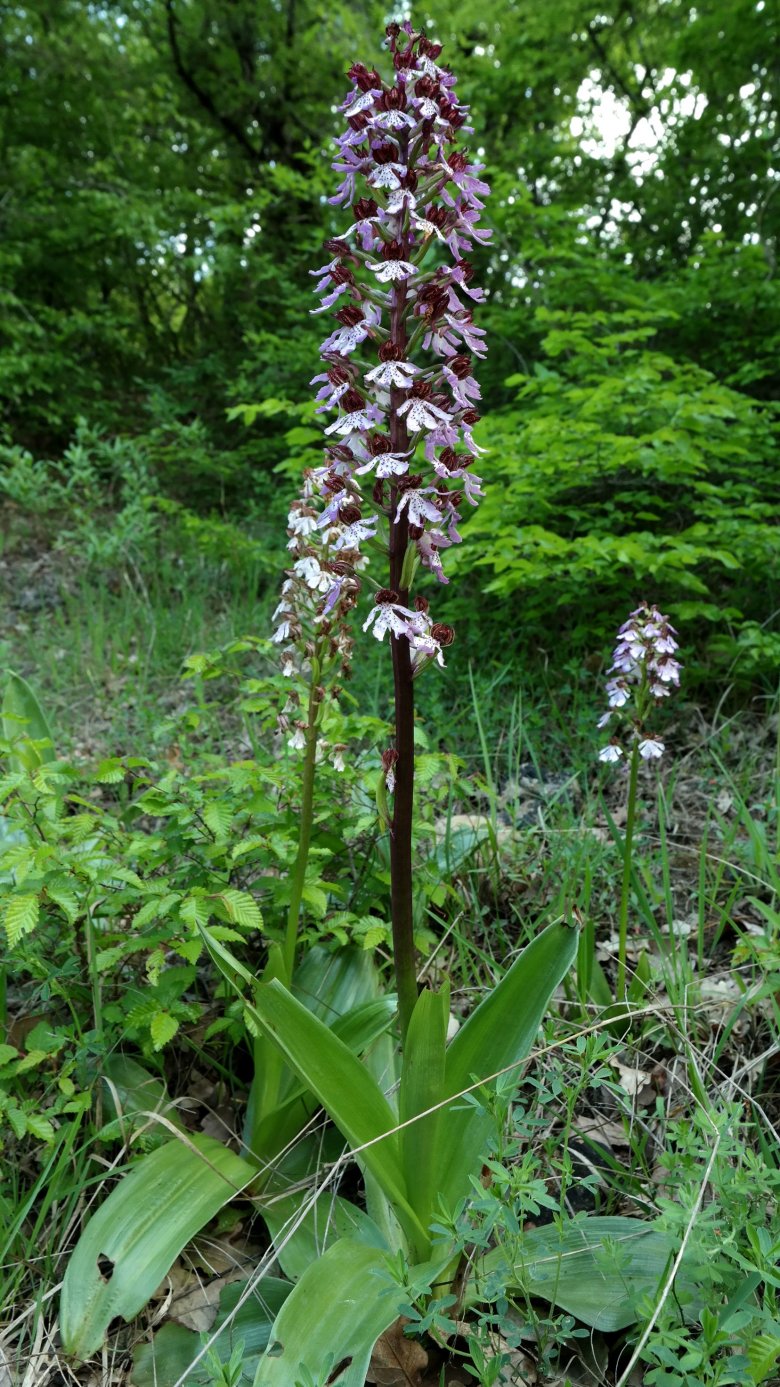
367, 1317, 429, 1386
609, 1057, 653, 1100
168, 1273, 232, 1333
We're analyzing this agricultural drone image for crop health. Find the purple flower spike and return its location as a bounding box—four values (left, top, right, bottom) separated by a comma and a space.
597, 603, 682, 763
274, 23, 489, 683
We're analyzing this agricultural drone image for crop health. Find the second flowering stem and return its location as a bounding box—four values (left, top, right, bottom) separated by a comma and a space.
617, 737, 640, 999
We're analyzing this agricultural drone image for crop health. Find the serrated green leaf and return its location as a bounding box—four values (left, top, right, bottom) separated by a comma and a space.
150, 1012, 179, 1050
211, 888, 262, 930
25, 1112, 56, 1142
45, 874, 80, 922
180, 894, 210, 929
203, 800, 233, 840
4, 891, 39, 946
749, 1333, 780, 1384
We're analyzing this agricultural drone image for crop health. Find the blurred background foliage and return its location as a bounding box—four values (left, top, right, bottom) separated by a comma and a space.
1, 0, 778, 694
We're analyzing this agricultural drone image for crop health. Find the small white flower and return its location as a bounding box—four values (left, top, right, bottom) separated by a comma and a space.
606, 679, 631, 708
331, 744, 347, 772
363, 601, 419, 641
599, 744, 624, 763
288, 727, 306, 752
365, 360, 418, 389
397, 397, 452, 432
395, 489, 442, 527
638, 738, 665, 760
293, 556, 330, 593
272, 621, 291, 643
369, 259, 418, 283
344, 91, 377, 117
324, 408, 378, 437
354, 449, 411, 477
597, 711, 611, 729
369, 164, 404, 190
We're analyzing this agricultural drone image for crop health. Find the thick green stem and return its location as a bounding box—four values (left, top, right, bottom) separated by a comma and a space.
617, 739, 640, 998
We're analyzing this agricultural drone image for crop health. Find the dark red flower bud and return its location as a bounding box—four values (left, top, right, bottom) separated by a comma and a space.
325, 445, 353, 464
408, 524, 424, 541
462, 409, 481, 425
381, 239, 405, 260
415, 76, 439, 99
330, 265, 354, 286
393, 47, 415, 71
342, 389, 365, 412
426, 206, 448, 228
456, 259, 474, 282
382, 747, 399, 772
336, 305, 363, 327
378, 340, 405, 361
431, 392, 450, 410
449, 354, 473, 378
372, 142, 397, 165
323, 238, 352, 258
401, 169, 419, 192
439, 447, 458, 469
398, 473, 423, 491
348, 113, 370, 132
386, 22, 401, 41
379, 85, 407, 111
410, 380, 432, 399
419, 37, 443, 58
414, 595, 430, 614
328, 365, 350, 385
348, 63, 381, 92
369, 432, 391, 454
431, 623, 455, 646
376, 588, 399, 605
447, 150, 469, 173
372, 477, 386, 506
354, 197, 378, 222
339, 502, 362, 524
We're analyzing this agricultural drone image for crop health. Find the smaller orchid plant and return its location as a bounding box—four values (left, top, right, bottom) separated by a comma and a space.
598, 603, 682, 996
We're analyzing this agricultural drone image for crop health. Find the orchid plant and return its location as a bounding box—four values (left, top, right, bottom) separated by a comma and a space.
598, 604, 682, 995
60, 30, 700, 1385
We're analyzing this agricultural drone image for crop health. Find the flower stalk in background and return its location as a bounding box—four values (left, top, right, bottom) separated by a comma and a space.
598, 604, 682, 996
277, 20, 490, 1038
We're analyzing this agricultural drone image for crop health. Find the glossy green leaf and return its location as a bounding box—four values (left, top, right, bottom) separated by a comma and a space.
252, 1238, 403, 1387
247, 980, 426, 1251
60, 1134, 256, 1361
477, 1215, 702, 1331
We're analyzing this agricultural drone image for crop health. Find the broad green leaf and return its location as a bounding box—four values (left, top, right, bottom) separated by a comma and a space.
60, 1134, 256, 1361
434, 920, 577, 1224
476, 1216, 702, 1331
149, 1010, 179, 1049
399, 986, 449, 1231
2, 670, 56, 772
247, 980, 426, 1251
252, 1238, 403, 1387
